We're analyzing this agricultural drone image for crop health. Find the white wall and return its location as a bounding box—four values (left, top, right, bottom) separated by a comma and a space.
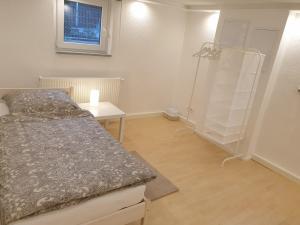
0, 0, 186, 114
252, 12, 300, 179
172, 11, 220, 123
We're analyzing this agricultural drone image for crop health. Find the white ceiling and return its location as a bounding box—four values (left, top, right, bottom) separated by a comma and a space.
179, 0, 300, 6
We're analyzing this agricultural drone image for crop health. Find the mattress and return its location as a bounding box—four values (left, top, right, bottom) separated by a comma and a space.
10, 185, 146, 225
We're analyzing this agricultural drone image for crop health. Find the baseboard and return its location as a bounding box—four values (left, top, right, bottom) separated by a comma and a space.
253, 154, 300, 185
178, 115, 196, 127
126, 111, 163, 120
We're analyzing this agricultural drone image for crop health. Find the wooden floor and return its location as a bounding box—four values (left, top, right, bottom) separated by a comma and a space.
107, 116, 300, 225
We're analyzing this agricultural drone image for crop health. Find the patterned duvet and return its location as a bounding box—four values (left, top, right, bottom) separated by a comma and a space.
0, 112, 155, 225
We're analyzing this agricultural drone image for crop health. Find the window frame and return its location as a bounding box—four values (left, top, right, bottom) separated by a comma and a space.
56, 0, 112, 56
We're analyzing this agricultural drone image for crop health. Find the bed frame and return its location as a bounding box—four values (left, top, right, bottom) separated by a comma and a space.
0, 88, 151, 225
81, 198, 151, 225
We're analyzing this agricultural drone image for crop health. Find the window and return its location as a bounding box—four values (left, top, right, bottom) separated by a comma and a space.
56, 0, 112, 55
64, 1, 102, 45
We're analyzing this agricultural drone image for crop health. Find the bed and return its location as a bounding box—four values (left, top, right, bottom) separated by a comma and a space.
0, 88, 155, 225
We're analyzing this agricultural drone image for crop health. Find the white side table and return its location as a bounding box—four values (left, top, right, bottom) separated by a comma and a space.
79, 102, 126, 143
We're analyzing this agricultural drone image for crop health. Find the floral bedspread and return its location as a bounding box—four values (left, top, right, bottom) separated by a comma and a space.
0, 113, 155, 225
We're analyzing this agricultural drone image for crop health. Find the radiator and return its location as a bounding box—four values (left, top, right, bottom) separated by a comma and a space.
39, 77, 123, 105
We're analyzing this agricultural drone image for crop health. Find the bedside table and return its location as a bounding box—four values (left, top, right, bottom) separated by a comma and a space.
79, 102, 126, 143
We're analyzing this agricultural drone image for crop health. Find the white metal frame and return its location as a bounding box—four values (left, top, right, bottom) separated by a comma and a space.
56, 0, 113, 55
220, 48, 265, 166
0, 88, 151, 225
179, 42, 222, 131
185, 42, 265, 165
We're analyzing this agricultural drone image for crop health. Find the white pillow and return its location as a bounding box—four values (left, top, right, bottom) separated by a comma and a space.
0, 100, 9, 117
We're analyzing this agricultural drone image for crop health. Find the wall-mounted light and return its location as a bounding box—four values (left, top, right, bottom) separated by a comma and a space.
287, 12, 300, 38
90, 89, 100, 106
129, 1, 149, 20
207, 12, 220, 32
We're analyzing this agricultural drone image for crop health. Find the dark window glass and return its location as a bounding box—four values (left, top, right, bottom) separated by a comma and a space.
64, 0, 102, 45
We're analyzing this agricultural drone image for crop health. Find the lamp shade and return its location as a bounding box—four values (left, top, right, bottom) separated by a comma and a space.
90, 89, 100, 106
